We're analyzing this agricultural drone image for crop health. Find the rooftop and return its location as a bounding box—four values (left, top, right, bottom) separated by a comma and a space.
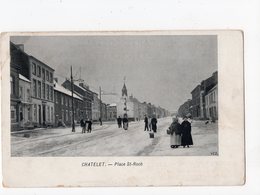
19, 74, 30, 83
54, 82, 83, 101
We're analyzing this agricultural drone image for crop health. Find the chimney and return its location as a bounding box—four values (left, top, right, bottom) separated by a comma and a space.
79, 82, 89, 90
54, 77, 58, 83
16, 44, 24, 51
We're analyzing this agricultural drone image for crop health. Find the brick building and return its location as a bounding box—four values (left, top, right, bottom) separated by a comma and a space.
54, 81, 84, 126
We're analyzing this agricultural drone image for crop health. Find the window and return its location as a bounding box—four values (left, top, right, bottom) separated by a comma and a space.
42, 83, 45, 99
55, 92, 58, 104
61, 95, 63, 105
42, 68, 45, 81
37, 66, 41, 77
61, 109, 64, 120
50, 86, 53, 101
46, 84, 49, 100
34, 104, 37, 122
32, 63, 36, 75
46, 70, 49, 81
66, 110, 68, 121
11, 106, 16, 123
38, 81, 41, 98
64, 96, 68, 106
27, 89, 30, 102
51, 107, 53, 122
33, 79, 37, 97
28, 107, 31, 121
47, 106, 50, 122
10, 76, 14, 95
69, 99, 72, 107
19, 86, 23, 99
49, 72, 53, 83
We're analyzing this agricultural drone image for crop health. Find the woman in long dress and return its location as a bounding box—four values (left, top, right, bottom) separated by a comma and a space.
181, 116, 193, 148
169, 117, 182, 148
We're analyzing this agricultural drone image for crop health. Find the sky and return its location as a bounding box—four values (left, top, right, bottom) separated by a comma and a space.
11, 35, 217, 112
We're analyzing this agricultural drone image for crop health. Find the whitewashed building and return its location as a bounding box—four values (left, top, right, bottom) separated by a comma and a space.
205, 85, 218, 120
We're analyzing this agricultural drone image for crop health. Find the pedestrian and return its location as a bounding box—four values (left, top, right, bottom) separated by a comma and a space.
99, 117, 102, 126
151, 115, 157, 133
80, 118, 86, 133
168, 117, 182, 148
144, 115, 149, 131
122, 114, 128, 130
87, 119, 92, 133
117, 116, 122, 128
181, 116, 193, 148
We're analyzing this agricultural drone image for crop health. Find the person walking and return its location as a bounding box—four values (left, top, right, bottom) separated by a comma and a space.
80, 118, 86, 133
117, 116, 122, 128
87, 119, 92, 133
144, 115, 149, 131
181, 116, 193, 148
99, 117, 102, 126
122, 115, 128, 130
168, 117, 182, 148
151, 116, 157, 133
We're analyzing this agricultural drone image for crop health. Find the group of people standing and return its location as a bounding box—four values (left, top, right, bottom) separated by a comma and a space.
117, 115, 129, 130
144, 115, 158, 133
80, 118, 93, 133
168, 116, 193, 148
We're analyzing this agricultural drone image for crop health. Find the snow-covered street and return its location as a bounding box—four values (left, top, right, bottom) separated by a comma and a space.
11, 117, 218, 156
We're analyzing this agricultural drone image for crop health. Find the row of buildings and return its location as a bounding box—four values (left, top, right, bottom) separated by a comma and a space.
10, 42, 170, 131
116, 83, 170, 121
177, 71, 218, 120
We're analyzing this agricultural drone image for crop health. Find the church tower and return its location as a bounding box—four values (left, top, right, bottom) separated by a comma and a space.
122, 83, 128, 97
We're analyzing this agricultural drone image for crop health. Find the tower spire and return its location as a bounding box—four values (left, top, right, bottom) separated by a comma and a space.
122, 76, 128, 97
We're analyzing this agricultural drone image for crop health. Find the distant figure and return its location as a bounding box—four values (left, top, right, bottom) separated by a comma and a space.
168, 117, 182, 148
144, 115, 149, 131
87, 119, 92, 133
122, 115, 128, 130
151, 116, 158, 133
181, 116, 193, 148
99, 117, 102, 126
117, 116, 122, 128
80, 118, 86, 133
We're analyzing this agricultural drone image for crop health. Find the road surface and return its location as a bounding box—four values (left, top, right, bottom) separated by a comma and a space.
11, 117, 218, 156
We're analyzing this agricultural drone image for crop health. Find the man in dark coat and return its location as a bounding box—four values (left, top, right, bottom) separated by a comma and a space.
117, 116, 122, 128
122, 115, 128, 130
144, 115, 149, 131
151, 116, 157, 133
80, 118, 86, 133
86, 119, 92, 133
181, 116, 193, 148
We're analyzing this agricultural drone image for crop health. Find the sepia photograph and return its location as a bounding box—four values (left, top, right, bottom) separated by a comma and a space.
10, 35, 218, 157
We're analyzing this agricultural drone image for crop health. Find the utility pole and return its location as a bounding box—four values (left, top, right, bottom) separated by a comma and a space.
99, 86, 102, 126
71, 66, 75, 132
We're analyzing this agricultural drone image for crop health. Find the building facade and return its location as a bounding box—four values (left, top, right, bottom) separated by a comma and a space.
29, 56, 55, 127
10, 59, 21, 131
54, 82, 84, 126
18, 74, 33, 129
92, 92, 100, 122
107, 103, 117, 121
62, 80, 94, 119
205, 85, 218, 120
117, 83, 170, 121
190, 85, 202, 119
178, 99, 192, 118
